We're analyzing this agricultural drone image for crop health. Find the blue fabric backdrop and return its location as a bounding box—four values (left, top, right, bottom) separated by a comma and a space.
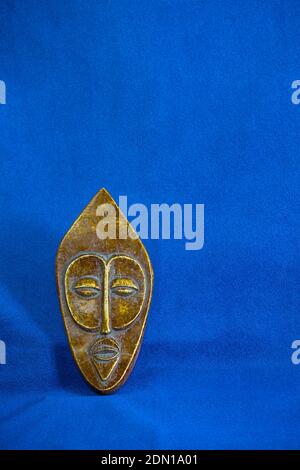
0, 0, 299, 449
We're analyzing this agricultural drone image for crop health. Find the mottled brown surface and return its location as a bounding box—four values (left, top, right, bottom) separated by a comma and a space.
56, 189, 153, 393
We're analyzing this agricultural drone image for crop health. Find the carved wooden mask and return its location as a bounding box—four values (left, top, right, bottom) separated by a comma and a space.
56, 189, 153, 393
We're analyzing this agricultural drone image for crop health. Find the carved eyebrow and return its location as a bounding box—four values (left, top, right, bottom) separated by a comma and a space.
110, 278, 139, 295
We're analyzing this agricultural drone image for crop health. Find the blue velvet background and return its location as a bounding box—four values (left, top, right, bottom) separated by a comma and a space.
0, 0, 299, 449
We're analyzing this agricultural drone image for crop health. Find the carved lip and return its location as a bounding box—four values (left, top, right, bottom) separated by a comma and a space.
90, 338, 120, 362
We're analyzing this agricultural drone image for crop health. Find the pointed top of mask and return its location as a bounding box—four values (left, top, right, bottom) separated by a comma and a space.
56, 188, 152, 276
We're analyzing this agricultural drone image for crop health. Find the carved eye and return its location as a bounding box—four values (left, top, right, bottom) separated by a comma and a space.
72, 277, 101, 299
111, 278, 139, 297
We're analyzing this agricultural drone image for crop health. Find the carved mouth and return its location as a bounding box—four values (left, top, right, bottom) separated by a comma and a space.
90, 338, 120, 362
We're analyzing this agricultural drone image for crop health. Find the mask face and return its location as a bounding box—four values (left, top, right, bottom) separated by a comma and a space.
56, 189, 153, 393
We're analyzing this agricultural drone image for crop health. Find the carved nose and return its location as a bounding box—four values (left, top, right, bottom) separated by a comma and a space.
100, 280, 111, 334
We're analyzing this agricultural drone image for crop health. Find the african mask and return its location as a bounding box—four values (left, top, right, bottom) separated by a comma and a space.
56, 189, 153, 393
